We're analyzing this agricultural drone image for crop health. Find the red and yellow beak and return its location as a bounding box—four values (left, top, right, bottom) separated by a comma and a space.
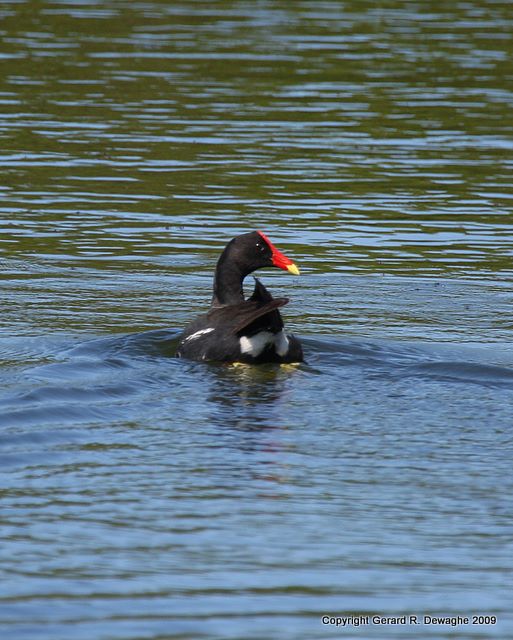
258, 231, 300, 275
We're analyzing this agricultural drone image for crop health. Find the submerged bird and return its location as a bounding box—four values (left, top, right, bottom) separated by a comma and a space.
176, 231, 303, 363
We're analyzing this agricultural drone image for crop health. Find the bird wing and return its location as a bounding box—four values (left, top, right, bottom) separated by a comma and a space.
249, 277, 273, 303
206, 297, 289, 335
233, 298, 288, 334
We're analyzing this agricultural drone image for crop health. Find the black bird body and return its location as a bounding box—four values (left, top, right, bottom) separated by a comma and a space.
176, 231, 303, 364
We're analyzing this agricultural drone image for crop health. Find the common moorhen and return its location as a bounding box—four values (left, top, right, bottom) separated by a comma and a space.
176, 231, 303, 363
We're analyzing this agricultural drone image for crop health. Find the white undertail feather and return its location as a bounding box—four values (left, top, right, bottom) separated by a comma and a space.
275, 330, 290, 356
239, 331, 274, 356
239, 330, 290, 357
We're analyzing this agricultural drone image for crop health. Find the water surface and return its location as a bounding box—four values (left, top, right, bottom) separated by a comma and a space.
1, 1, 513, 638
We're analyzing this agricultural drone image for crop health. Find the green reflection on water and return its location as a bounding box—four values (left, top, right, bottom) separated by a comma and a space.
1, 0, 512, 281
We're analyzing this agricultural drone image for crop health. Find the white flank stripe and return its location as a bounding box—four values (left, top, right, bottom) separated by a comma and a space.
183, 327, 215, 342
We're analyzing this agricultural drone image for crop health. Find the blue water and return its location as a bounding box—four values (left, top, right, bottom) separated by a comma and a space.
2, 304, 513, 638
2, 0, 513, 637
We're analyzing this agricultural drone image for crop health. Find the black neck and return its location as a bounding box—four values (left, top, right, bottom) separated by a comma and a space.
211, 257, 246, 307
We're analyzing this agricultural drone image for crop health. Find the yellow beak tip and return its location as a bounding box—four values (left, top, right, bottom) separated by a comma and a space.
287, 263, 300, 276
